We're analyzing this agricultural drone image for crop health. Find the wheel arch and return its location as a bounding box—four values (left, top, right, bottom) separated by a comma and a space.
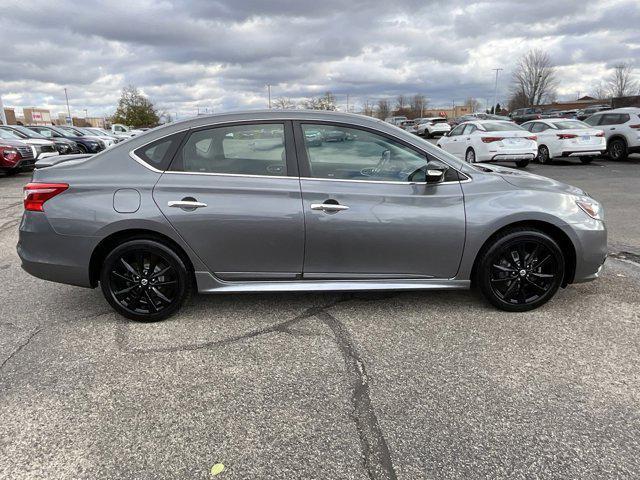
470, 220, 576, 287
607, 134, 628, 148
89, 228, 196, 288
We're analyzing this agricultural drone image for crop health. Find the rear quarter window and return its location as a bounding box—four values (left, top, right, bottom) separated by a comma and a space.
133, 131, 186, 171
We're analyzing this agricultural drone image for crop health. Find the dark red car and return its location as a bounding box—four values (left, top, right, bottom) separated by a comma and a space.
0, 138, 36, 176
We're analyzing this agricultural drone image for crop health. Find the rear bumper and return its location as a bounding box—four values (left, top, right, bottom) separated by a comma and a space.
561, 150, 605, 157
489, 153, 535, 162
17, 212, 95, 288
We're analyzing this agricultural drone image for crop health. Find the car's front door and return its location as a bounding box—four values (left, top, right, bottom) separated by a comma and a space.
152, 121, 305, 280
294, 122, 466, 279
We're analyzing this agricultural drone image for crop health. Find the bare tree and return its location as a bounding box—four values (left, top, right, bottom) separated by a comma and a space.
607, 63, 638, 98
410, 94, 427, 117
507, 89, 529, 111
377, 99, 391, 119
272, 97, 296, 109
464, 97, 481, 112
511, 49, 558, 107
300, 92, 337, 111
395, 95, 407, 111
361, 99, 375, 117
589, 81, 609, 100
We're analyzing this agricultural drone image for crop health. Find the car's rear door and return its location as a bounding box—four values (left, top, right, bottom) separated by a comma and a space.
151, 121, 305, 280
293, 121, 465, 279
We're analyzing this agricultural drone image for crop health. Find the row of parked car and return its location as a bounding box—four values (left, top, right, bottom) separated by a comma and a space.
387, 107, 640, 166
0, 124, 147, 176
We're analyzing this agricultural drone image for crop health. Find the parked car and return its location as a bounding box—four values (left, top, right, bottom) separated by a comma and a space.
83, 127, 123, 144
415, 117, 451, 138
0, 137, 36, 175
577, 105, 611, 121
18, 110, 607, 320
26, 126, 106, 154
0, 124, 80, 155
57, 126, 117, 148
583, 107, 640, 160
323, 129, 348, 142
559, 110, 579, 119
399, 120, 416, 132
509, 108, 543, 124
521, 119, 606, 164
436, 120, 536, 167
384, 116, 408, 126
304, 129, 323, 146
0, 127, 59, 160
111, 123, 145, 138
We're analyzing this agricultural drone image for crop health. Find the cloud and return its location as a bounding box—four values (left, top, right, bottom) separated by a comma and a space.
0, 0, 638, 118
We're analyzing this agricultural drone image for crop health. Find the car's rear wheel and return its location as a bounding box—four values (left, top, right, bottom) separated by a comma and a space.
100, 239, 191, 322
515, 159, 530, 168
537, 145, 552, 164
465, 148, 476, 163
608, 138, 628, 161
579, 157, 594, 164
476, 228, 565, 312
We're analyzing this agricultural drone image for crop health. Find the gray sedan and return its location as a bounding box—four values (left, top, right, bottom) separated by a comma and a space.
18, 110, 607, 321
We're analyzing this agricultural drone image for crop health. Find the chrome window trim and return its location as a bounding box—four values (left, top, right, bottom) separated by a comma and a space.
129, 118, 470, 182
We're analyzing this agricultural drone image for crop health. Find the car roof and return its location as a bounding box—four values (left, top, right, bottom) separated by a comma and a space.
607, 107, 640, 113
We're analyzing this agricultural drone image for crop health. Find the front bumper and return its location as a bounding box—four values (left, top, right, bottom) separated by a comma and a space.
567, 219, 608, 284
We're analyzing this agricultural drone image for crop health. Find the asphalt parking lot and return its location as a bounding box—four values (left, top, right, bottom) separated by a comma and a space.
1, 156, 639, 479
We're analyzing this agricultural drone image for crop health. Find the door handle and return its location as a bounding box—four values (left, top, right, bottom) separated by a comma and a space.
310, 203, 349, 212
168, 200, 207, 209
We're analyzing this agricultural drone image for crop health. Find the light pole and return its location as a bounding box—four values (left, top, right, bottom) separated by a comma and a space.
64, 88, 72, 125
266, 84, 272, 109
0, 94, 6, 125
492, 68, 503, 114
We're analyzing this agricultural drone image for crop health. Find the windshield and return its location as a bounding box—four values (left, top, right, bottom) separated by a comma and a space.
0, 127, 27, 139
60, 127, 84, 136
0, 129, 22, 140
482, 122, 525, 132
12, 125, 46, 138
550, 120, 589, 130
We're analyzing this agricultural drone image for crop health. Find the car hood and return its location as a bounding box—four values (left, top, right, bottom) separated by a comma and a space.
22, 139, 55, 146
477, 163, 586, 196
0, 138, 28, 148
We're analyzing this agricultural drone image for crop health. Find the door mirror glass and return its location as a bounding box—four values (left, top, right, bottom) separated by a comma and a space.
408, 165, 446, 184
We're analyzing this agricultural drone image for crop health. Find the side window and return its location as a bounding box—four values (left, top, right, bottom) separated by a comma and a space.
462, 124, 476, 135
301, 124, 427, 182
531, 123, 545, 133
584, 115, 601, 126
599, 114, 627, 125
134, 132, 185, 171
449, 125, 465, 136
173, 123, 286, 176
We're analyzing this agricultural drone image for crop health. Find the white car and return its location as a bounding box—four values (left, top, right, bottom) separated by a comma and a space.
436, 120, 536, 168
415, 117, 451, 138
583, 107, 640, 161
77, 127, 122, 148
399, 120, 416, 132
384, 116, 407, 126
521, 119, 606, 164
0, 127, 58, 160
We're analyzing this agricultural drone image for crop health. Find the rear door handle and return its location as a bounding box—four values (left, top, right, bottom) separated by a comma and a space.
168, 200, 207, 209
310, 203, 349, 212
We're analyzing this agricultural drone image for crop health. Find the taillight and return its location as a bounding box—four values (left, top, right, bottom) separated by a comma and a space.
526, 136, 537, 141
557, 133, 578, 139
23, 183, 69, 212
629, 124, 640, 129
535, 114, 541, 119
595, 131, 605, 137
481, 136, 504, 143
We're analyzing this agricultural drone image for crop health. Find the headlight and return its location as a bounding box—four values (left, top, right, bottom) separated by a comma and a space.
576, 199, 602, 220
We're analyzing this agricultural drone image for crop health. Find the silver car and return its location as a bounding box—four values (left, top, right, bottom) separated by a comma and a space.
18, 111, 607, 321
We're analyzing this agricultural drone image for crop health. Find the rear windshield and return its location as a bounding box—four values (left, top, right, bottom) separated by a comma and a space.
482, 122, 524, 132
550, 120, 589, 130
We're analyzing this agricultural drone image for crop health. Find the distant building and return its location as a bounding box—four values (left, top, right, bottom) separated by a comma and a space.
612, 95, 640, 108
418, 105, 473, 119
2, 108, 17, 125
23, 108, 52, 125
538, 96, 606, 112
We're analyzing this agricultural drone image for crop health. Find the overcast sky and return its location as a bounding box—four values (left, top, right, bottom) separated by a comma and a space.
1, 0, 639, 118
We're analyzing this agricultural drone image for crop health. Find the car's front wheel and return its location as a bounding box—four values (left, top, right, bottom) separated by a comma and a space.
608, 138, 628, 161
476, 228, 565, 312
100, 239, 191, 322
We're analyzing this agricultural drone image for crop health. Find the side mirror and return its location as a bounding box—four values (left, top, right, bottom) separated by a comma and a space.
408, 166, 446, 184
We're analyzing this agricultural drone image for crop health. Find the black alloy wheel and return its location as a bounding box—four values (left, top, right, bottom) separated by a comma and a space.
537, 145, 552, 164
608, 138, 627, 161
477, 229, 564, 311
100, 239, 190, 321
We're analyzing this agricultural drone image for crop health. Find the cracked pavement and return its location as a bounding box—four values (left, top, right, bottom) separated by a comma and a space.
1, 157, 640, 479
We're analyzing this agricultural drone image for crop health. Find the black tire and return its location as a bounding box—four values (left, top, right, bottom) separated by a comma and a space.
100, 239, 191, 322
579, 157, 594, 164
465, 148, 476, 163
608, 138, 628, 161
425, 131, 432, 139
537, 145, 552, 164
515, 159, 530, 168
77, 144, 88, 154
476, 228, 565, 312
